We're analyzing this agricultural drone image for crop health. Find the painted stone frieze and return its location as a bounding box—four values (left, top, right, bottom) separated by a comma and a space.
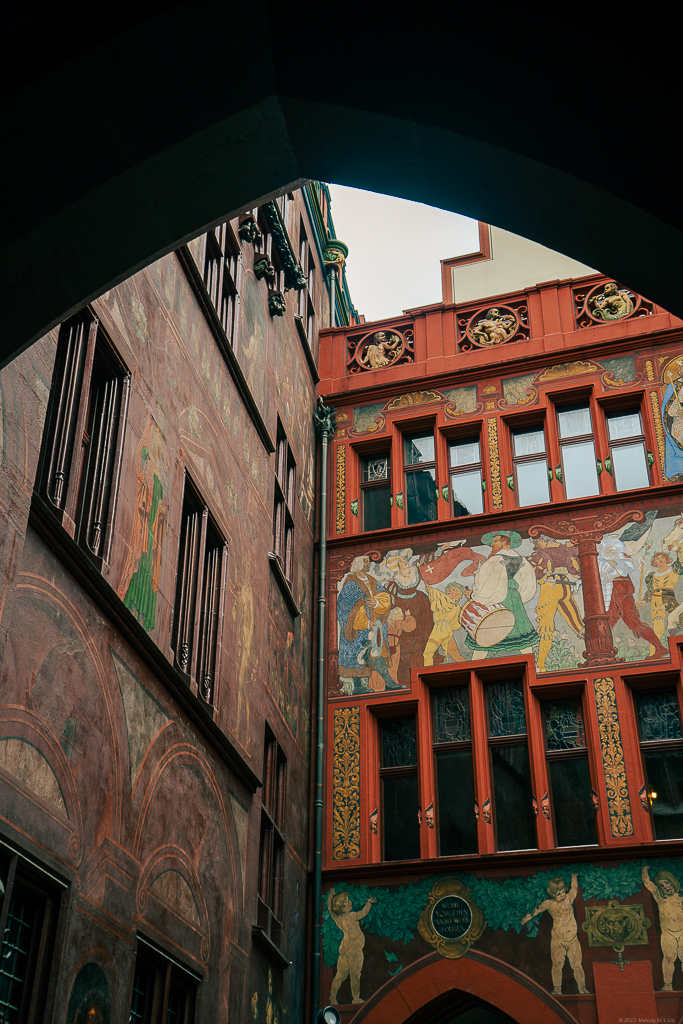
322, 857, 683, 1004
329, 503, 683, 696
335, 445, 346, 535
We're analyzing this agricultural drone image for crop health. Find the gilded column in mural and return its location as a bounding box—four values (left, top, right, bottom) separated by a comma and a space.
593, 677, 634, 837
650, 390, 666, 474
336, 445, 346, 534
332, 706, 361, 859
486, 418, 503, 510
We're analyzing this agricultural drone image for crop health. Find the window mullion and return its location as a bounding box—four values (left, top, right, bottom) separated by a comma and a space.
63, 319, 98, 523
188, 508, 209, 683
44, 318, 88, 510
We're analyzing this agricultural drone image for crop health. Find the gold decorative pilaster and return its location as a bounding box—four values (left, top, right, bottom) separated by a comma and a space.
486, 417, 503, 510
650, 391, 666, 475
645, 359, 655, 382
335, 445, 346, 534
332, 706, 361, 859
593, 678, 634, 837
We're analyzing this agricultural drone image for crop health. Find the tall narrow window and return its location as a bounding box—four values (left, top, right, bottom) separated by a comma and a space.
380, 717, 420, 860
272, 426, 296, 583
172, 476, 227, 705
606, 409, 650, 491
543, 699, 597, 847
557, 405, 600, 499
512, 427, 550, 507
403, 431, 437, 525
296, 223, 316, 345
486, 681, 537, 852
257, 728, 287, 951
129, 936, 199, 1024
361, 453, 391, 531
203, 221, 242, 347
433, 686, 477, 855
635, 689, 683, 840
39, 312, 129, 565
0, 850, 62, 1024
449, 438, 483, 517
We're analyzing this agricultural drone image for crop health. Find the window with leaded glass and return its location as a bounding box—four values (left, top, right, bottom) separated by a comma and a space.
256, 727, 287, 951
635, 689, 683, 840
449, 438, 484, 517
202, 219, 242, 347
486, 680, 537, 852
361, 452, 391, 531
543, 699, 597, 847
0, 848, 62, 1024
403, 431, 437, 525
380, 717, 420, 860
129, 936, 199, 1024
433, 686, 477, 855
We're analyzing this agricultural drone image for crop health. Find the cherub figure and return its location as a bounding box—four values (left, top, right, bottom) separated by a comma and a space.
327, 887, 377, 1004
521, 874, 588, 996
642, 866, 683, 990
360, 332, 401, 369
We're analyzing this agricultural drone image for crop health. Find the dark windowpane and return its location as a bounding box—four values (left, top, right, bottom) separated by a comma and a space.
436, 750, 477, 855
644, 749, 683, 840
382, 718, 416, 767
491, 743, 536, 851
451, 470, 483, 517
363, 484, 392, 531
404, 433, 434, 465
434, 686, 471, 742
0, 889, 38, 1023
362, 455, 390, 482
130, 965, 154, 1024
405, 467, 436, 524
544, 700, 585, 750
636, 691, 682, 741
487, 681, 526, 737
383, 774, 420, 860
167, 985, 187, 1024
548, 757, 597, 846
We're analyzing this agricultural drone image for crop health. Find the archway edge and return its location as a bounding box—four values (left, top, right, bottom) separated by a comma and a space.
1, 4, 681, 367
351, 950, 576, 1024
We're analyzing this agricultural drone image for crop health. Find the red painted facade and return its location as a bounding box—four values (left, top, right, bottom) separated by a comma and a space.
318, 242, 683, 1022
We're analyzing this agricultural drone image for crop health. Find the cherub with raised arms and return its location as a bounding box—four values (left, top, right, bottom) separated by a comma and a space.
327, 887, 377, 1004
642, 866, 683, 990
521, 874, 588, 995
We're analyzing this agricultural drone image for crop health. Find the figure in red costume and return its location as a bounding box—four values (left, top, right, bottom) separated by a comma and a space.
597, 535, 667, 657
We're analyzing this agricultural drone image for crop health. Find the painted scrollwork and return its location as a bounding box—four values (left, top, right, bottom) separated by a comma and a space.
332, 706, 361, 860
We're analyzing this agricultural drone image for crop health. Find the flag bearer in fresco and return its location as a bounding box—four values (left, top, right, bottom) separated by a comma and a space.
642, 866, 683, 991
529, 536, 584, 672
521, 874, 589, 996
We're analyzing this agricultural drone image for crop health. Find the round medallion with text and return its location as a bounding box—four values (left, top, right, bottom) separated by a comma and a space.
432, 895, 473, 941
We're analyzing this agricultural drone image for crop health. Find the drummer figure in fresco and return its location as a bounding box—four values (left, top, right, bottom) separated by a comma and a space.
465, 531, 539, 660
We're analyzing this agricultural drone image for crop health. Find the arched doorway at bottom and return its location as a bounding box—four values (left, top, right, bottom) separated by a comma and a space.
348, 950, 578, 1024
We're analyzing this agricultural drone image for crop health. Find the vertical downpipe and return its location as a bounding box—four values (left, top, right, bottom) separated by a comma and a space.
312, 398, 335, 1021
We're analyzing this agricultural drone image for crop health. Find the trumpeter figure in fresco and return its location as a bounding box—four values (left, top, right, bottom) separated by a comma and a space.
597, 533, 668, 658
642, 866, 683, 990
463, 532, 539, 660
336, 556, 400, 694
521, 874, 589, 996
327, 888, 377, 1005
529, 536, 584, 672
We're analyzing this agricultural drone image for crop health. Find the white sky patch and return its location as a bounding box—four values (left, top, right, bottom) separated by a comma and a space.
328, 184, 480, 323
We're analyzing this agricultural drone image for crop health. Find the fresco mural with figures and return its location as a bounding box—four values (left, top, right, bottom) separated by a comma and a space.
330, 501, 683, 694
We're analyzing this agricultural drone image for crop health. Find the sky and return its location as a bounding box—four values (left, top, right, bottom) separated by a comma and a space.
327, 184, 481, 323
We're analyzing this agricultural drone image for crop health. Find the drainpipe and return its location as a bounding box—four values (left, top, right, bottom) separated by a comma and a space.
312, 398, 335, 1022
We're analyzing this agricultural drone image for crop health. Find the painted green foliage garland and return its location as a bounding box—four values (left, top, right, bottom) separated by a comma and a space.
322, 857, 683, 966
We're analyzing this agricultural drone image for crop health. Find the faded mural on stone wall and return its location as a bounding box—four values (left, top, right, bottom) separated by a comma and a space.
332, 506, 683, 693
322, 857, 683, 1005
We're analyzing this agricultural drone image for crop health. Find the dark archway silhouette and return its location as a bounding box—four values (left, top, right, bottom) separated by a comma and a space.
1, 4, 680, 367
